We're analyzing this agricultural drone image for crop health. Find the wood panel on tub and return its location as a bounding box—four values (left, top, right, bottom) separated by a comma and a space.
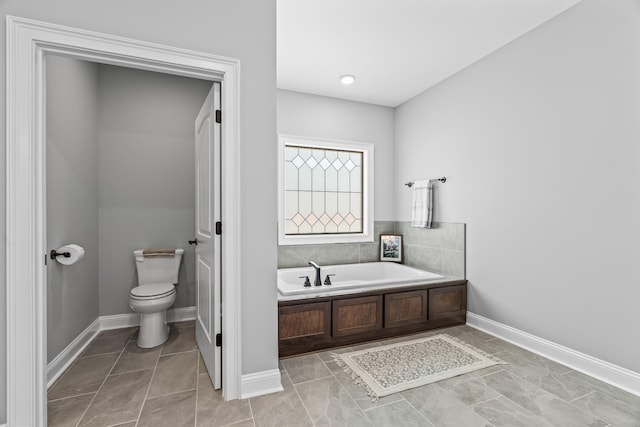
278, 280, 467, 357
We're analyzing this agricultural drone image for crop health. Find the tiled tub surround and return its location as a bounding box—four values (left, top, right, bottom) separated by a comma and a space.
397, 221, 465, 278
278, 221, 465, 278
50, 323, 640, 426
278, 220, 395, 268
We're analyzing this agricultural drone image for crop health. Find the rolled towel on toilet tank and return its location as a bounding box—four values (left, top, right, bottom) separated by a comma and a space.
142, 248, 176, 258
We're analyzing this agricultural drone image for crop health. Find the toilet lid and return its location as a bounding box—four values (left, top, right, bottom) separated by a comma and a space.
130, 283, 175, 298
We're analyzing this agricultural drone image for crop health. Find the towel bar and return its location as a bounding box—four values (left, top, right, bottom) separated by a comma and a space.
405, 177, 446, 187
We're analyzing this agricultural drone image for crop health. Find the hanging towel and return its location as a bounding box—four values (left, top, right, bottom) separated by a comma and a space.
411, 180, 433, 228
142, 248, 176, 258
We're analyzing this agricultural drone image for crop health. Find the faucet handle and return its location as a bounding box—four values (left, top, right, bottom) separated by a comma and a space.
324, 274, 335, 286
299, 276, 312, 287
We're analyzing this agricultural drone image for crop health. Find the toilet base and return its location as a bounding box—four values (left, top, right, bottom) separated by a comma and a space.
137, 311, 170, 348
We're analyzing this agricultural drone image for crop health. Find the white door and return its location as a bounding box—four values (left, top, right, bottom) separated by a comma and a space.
194, 82, 222, 389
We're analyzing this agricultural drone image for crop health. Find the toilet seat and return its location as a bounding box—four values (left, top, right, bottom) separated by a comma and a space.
130, 283, 175, 300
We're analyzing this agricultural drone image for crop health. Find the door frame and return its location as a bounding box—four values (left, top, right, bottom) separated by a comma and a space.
6, 16, 242, 426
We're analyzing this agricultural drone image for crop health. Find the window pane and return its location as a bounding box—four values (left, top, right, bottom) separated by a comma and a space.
350, 166, 361, 192
325, 191, 337, 216
299, 191, 312, 217
325, 167, 338, 191
337, 167, 350, 192
284, 144, 364, 235
284, 191, 298, 218
298, 164, 312, 191
285, 162, 298, 191
312, 167, 324, 192
284, 146, 298, 161
337, 192, 350, 216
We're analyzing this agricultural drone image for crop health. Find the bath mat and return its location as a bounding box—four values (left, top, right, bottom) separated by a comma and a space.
332, 334, 505, 399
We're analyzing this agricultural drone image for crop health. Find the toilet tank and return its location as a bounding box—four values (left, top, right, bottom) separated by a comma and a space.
134, 248, 184, 285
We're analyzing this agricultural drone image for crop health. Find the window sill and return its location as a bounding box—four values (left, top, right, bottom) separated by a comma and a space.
278, 232, 374, 246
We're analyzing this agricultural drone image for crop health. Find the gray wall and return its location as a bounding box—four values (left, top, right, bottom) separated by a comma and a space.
394, 0, 640, 373
277, 90, 396, 269
46, 55, 100, 363
0, 1, 277, 421
277, 89, 395, 220
97, 64, 210, 316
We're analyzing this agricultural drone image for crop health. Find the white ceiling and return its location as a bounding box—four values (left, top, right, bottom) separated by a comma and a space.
277, 0, 583, 107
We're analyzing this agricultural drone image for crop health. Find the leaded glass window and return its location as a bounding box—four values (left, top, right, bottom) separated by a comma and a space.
284, 145, 363, 235
278, 135, 374, 245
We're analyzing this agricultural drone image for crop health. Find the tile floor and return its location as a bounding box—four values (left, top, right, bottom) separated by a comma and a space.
48, 323, 640, 427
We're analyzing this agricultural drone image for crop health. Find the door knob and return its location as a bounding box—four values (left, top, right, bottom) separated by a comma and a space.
189, 239, 198, 245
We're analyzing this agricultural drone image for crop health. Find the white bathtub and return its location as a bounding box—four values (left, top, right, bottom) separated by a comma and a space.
277, 262, 445, 296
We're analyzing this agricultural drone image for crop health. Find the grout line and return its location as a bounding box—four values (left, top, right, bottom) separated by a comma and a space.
104, 420, 138, 427
220, 418, 255, 427
435, 383, 498, 426
401, 393, 436, 427
109, 365, 159, 377
569, 390, 595, 403
144, 387, 198, 400
563, 393, 612, 426
469, 395, 502, 408
194, 352, 200, 427
474, 366, 506, 380
559, 369, 575, 376
47, 391, 96, 403
288, 374, 334, 387
308, 364, 368, 424
286, 370, 317, 426
159, 347, 199, 357
77, 350, 123, 360
492, 359, 589, 404
480, 372, 585, 424
133, 337, 163, 426
321, 353, 404, 413
246, 394, 255, 427
361, 398, 403, 412
74, 339, 129, 427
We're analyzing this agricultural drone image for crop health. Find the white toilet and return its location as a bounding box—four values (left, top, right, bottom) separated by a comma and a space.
129, 248, 184, 348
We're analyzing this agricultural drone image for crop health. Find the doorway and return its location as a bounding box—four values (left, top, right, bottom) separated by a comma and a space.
6, 16, 241, 426
45, 55, 223, 389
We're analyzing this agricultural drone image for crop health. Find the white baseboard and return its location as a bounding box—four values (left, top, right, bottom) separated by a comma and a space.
99, 312, 140, 330
100, 306, 196, 330
47, 306, 196, 388
167, 306, 197, 323
240, 369, 283, 399
47, 318, 101, 388
466, 311, 640, 397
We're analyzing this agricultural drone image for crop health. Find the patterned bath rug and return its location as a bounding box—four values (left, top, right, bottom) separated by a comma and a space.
332, 334, 506, 399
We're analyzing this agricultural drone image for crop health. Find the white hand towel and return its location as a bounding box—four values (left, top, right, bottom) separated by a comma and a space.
411, 180, 433, 228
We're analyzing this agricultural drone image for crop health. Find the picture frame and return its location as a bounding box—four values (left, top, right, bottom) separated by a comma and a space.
380, 234, 402, 262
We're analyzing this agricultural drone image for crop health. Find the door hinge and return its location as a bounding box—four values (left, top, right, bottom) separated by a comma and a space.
215, 109, 222, 124
215, 221, 222, 235
215, 333, 222, 347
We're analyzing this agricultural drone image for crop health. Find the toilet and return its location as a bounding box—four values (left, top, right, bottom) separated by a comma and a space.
129, 248, 184, 348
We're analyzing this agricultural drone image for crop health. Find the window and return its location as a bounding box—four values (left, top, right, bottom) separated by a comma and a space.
278, 135, 374, 245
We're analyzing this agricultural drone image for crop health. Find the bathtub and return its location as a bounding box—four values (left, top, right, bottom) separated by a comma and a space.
277, 262, 445, 297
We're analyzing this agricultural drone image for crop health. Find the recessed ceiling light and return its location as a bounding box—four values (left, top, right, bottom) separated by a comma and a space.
340, 74, 356, 85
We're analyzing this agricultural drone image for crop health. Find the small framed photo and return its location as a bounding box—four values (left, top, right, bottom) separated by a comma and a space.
380, 235, 402, 262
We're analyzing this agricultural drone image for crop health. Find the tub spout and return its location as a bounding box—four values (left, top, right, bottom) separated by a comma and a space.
308, 261, 322, 286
